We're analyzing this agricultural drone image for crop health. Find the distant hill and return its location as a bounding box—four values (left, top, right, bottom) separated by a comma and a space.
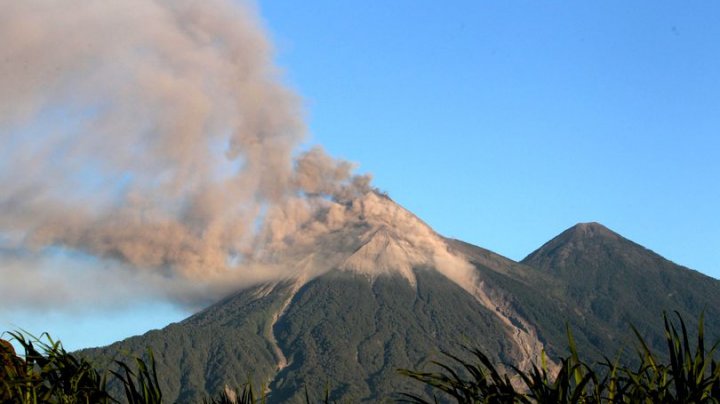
522, 221, 720, 358
80, 195, 720, 402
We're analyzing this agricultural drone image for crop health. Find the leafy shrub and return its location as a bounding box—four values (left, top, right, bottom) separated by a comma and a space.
1, 332, 164, 404
1, 331, 111, 403
398, 312, 720, 403
3, 311, 719, 403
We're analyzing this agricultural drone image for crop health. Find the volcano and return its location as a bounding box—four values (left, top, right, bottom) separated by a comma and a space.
80, 194, 720, 402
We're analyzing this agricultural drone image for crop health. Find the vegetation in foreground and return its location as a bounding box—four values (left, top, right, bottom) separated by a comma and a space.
399, 312, 720, 403
2, 312, 719, 403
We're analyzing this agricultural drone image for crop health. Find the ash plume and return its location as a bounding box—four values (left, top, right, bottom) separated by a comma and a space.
0, 0, 372, 308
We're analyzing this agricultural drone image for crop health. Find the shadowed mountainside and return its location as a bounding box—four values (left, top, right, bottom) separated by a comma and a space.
79, 212, 720, 403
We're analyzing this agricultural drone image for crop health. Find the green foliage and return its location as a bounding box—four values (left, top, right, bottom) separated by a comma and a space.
111, 350, 163, 404
3, 311, 720, 403
0, 332, 311, 404
1, 331, 111, 403
397, 348, 520, 403
1, 332, 168, 404
398, 311, 720, 403
616, 312, 720, 402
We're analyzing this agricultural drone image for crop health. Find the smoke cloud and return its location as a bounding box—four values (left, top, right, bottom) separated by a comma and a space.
0, 0, 372, 308
257, 192, 477, 290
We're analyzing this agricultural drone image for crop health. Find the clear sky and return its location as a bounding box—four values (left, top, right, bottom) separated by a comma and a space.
1, 1, 719, 351
262, 0, 720, 275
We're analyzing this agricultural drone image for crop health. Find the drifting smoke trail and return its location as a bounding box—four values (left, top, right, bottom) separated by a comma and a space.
0, 0, 370, 306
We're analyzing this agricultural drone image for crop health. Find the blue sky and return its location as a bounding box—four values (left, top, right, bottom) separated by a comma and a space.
2, 1, 719, 351
262, 0, 720, 275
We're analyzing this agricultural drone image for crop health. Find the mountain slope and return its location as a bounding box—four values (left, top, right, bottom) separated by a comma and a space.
522, 222, 720, 357
79, 203, 720, 402
79, 194, 563, 402
82, 281, 296, 402
83, 267, 533, 402
269, 269, 514, 402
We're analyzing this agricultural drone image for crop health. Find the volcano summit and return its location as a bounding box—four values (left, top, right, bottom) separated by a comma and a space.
81, 193, 720, 402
